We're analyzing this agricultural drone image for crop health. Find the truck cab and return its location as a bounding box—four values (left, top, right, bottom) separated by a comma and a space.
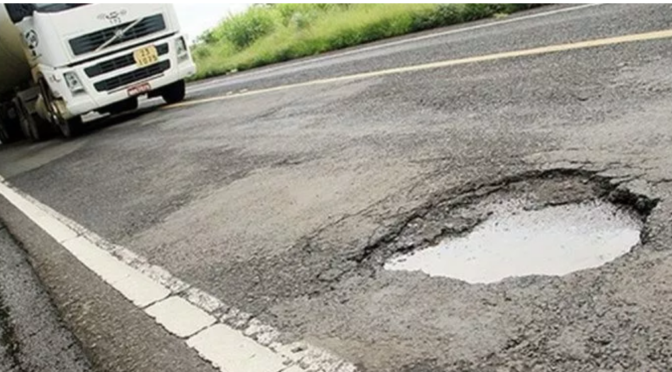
3, 3, 196, 139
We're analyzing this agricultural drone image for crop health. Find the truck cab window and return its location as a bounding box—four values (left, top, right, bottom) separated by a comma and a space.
5, 4, 34, 23
33, 4, 88, 13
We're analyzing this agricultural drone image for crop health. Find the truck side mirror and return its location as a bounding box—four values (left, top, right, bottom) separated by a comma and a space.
5, 4, 35, 23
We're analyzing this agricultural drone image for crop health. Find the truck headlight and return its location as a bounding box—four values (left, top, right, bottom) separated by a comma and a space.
175, 36, 189, 62
64, 72, 85, 94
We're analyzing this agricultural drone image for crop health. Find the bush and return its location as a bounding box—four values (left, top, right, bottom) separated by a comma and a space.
192, 46, 210, 60
214, 6, 279, 49
461, 4, 494, 21
275, 4, 317, 26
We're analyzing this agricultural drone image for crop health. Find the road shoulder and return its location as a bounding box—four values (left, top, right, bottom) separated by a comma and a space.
0, 197, 220, 372
0, 225, 91, 372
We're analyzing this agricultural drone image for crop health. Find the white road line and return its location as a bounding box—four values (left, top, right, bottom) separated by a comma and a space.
187, 324, 287, 372
187, 3, 603, 95
146, 296, 217, 338
0, 176, 357, 372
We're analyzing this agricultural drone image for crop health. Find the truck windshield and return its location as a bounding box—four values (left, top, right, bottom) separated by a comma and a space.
33, 4, 88, 13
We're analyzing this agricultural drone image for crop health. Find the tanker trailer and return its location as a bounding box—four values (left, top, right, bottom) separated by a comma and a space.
0, 3, 196, 141
0, 5, 32, 142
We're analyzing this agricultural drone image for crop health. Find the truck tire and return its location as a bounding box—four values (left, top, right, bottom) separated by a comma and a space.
36, 78, 83, 139
22, 113, 52, 142
0, 124, 21, 143
0, 118, 20, 144
57, 116, 84, 139
0, 105, 23, 143
0, 124, 11, 143
161, 80, 186, 104
14, 99, 52, 143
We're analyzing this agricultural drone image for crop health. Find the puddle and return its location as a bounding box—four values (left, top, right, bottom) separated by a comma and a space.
384, 200, 642, 283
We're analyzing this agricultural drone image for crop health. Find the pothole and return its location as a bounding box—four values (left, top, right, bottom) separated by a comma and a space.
365, 170, 658, 284
384, 199, 642, 283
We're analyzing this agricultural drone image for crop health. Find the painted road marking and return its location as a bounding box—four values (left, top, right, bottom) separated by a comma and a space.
171, 27, 672, 109
146, 296, 217, 338
187, 4, 603, 95
183, 287, 228, 314
0, 176, 357, 372
187, 324, 287, 372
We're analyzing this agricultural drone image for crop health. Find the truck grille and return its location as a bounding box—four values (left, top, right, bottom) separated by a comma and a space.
70, 14, 166, 56
94, 60, 170, 92
84, 43, 169, 78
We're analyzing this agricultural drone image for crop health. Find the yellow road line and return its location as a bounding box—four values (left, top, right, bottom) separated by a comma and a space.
167, 28, 672, 109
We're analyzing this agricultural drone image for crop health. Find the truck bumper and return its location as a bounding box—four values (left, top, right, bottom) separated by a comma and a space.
43, 33, 196, 119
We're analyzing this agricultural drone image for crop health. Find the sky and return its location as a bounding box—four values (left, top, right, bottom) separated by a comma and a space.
173, 3, 251, 43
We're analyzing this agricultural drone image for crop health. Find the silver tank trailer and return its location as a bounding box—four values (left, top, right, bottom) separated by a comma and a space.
0, 5, 31, 97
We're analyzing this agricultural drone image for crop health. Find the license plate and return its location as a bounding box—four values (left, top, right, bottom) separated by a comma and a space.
133, 45, 158, 67
127, 82, 151, 96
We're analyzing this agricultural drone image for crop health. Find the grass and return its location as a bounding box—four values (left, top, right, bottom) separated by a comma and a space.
190, 4, 540, 81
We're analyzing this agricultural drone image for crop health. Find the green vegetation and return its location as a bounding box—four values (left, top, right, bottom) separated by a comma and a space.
191, 4, 539, 80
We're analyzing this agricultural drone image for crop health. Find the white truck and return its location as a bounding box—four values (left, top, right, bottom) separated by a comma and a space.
0, 3, 196, 141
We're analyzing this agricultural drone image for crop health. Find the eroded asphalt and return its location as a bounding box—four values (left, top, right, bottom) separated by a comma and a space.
2, 4, 672, 371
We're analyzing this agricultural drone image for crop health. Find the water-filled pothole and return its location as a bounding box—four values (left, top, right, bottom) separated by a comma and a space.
384, 199, 642, 283
365, 171, 658, 285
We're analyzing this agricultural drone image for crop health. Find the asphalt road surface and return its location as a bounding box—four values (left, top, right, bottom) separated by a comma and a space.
0, 225, 91, 372
3, 4, 672, 371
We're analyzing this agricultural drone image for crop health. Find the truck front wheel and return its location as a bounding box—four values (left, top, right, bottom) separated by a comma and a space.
161, 80, 186, 104
57, 116, 84, 139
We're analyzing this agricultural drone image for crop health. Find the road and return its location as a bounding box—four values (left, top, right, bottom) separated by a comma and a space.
2, 3, 672, 371
0, 224, 91, 372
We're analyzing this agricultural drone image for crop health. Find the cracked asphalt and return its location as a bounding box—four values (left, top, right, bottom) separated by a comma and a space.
2, 4, 672, 371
